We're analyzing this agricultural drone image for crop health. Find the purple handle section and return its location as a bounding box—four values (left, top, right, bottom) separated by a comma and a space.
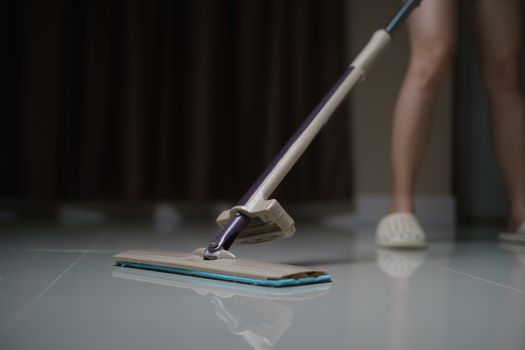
207, 213, 251, 253
237, 65, 355, 205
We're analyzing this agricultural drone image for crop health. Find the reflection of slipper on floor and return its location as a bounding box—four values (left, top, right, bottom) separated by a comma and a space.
376, 212, 427, 249
498, 223, 525, 245
376, 249, 427, 279
499, 243, 525, 268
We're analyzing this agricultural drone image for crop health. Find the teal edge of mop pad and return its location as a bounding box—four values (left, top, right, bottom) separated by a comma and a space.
116, 261, 332, 288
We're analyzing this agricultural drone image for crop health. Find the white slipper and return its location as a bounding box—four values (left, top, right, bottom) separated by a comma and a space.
375, 212, 427, 249
498, 223, 525, 244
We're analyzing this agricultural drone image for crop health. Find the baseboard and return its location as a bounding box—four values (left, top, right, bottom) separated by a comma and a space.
0, 196, 456, 239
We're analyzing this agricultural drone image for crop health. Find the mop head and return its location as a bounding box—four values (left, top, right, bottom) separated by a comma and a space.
113, 249, 331, 288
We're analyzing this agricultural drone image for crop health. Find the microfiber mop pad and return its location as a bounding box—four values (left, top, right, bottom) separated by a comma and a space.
113, 250, 330, 287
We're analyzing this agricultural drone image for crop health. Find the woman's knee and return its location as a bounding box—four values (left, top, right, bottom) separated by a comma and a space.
408, 41, 456, 91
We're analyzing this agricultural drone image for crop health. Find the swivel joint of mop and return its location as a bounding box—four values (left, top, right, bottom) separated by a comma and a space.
217, 199, 296, 244
204, 199, 295, 260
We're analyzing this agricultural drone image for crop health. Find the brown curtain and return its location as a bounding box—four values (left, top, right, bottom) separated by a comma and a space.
3, 0, 352, 202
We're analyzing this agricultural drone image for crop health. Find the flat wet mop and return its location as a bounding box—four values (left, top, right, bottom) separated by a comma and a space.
114, 0, 423, 287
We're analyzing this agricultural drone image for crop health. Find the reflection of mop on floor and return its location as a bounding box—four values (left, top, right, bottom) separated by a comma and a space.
210, 296, 291, 350
113, 267, 330, 350
375, 249, 427, 279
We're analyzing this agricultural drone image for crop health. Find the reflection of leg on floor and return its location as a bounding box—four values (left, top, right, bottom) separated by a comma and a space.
492, 245, 525, 349
376, 248, 427, 279
379, 248, 428, 350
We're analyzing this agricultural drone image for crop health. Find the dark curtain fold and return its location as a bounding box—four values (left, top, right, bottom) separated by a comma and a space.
3, 0, 352, 202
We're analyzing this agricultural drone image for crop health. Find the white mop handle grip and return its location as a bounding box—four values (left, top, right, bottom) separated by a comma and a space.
351, 30, 392, 79
244, 30, 391, 208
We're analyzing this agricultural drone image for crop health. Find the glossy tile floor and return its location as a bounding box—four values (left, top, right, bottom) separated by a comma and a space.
1, 219, 525, 350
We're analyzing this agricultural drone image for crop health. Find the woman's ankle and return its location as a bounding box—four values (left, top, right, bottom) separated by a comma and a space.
508, 202, 525, 231
389, 197, 415, 214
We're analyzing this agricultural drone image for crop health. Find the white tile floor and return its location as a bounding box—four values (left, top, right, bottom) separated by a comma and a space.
1, 220, 524, 350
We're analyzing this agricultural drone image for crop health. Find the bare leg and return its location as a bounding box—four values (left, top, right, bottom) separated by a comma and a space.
465, 0, 525, 231
390, 0, 457, 213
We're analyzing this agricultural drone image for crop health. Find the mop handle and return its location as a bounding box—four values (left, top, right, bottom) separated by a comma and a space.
386, 0, 422, 34
241, 0, 422, 210
205, 0, 422, 256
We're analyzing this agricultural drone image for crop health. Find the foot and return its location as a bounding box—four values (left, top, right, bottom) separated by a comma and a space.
499, 222, 525, 244
507, 220, 525, 233
508, 205, 525, 233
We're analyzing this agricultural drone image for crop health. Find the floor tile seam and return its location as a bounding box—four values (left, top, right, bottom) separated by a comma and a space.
0, 233, 104, 336
0, 231, 111, 253
430, 263, 525, 295
0, 250, 88, 337
0, 248, 117, 253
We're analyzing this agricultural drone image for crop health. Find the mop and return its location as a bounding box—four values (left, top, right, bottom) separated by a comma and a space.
114, 0, 423, 287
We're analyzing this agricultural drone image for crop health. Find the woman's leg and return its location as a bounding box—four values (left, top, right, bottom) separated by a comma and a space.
465, 0, 525, 231
390, 0, 458, 213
